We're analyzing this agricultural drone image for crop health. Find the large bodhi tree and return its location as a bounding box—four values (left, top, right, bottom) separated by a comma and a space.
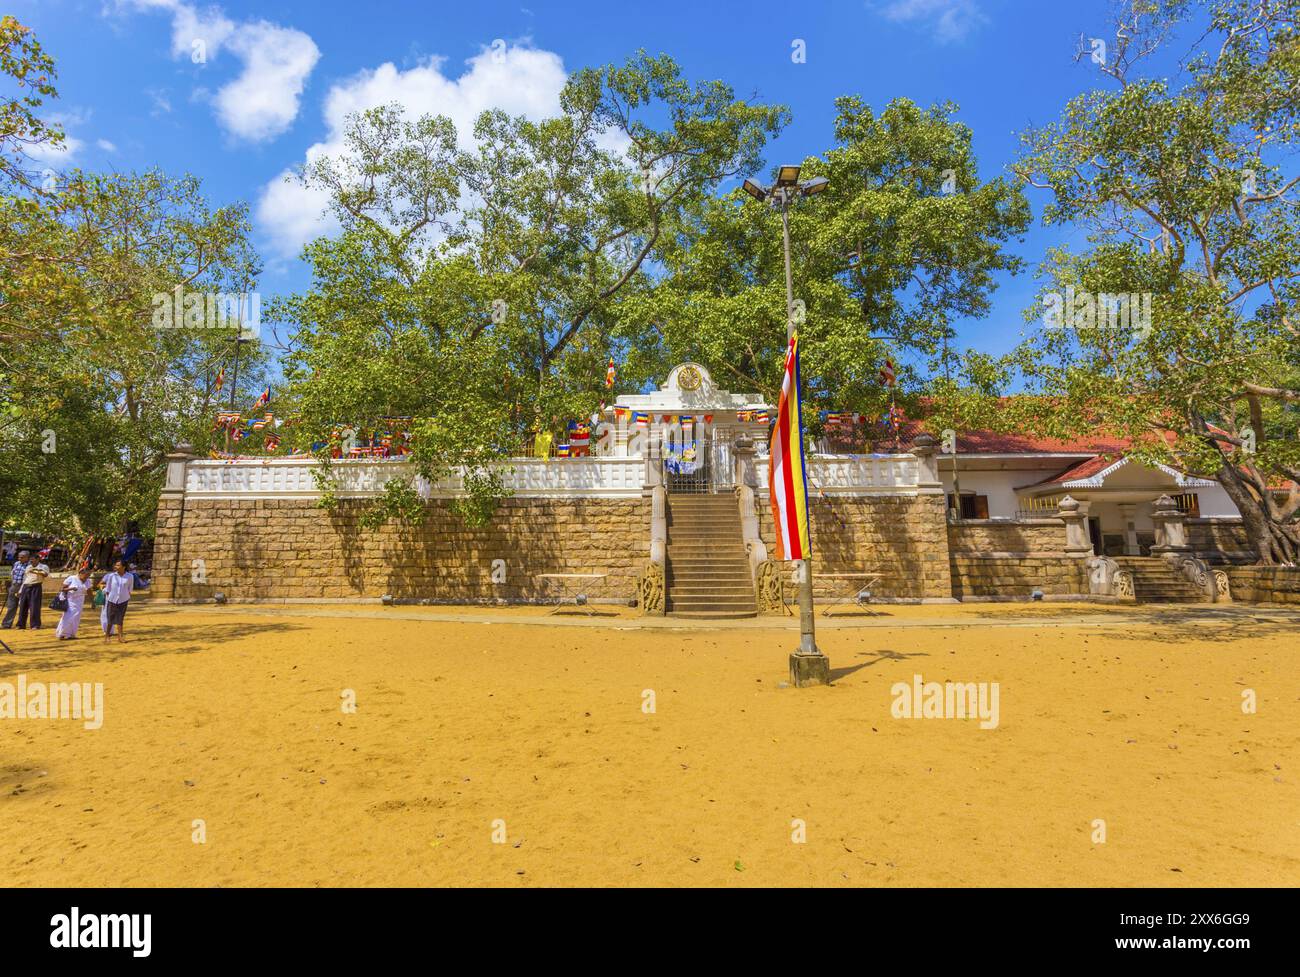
274, 52, 788, 526
1, 17, 264, 540
632, 95, 1030, 417
1007, 0, 1300, 564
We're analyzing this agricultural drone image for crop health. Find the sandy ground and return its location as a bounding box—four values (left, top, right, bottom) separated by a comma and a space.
0, 601, 1297, 887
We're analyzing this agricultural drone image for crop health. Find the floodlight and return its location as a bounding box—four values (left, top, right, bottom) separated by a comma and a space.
801, 176, 830, 196
776, 165, 801, 187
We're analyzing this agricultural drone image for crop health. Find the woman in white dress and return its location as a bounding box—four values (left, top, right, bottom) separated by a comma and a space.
54, 567, 92, 639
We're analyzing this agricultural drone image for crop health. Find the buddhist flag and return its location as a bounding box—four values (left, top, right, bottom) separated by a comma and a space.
253, 386, 271, 410
605, 357, 617, 388
769, 334, 812, 561
214, 367, 225, 392
879, 358, 896, 387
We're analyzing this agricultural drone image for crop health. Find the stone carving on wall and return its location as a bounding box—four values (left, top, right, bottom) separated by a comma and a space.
1114, 570, 1135, 598
1088, 555, 1135, 600
755, 560, 785, 613
1214, 569, 1232, 602
639, 562, 665, 615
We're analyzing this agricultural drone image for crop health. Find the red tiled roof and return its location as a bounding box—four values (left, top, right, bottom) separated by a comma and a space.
828, 418, 1131, 456
1023, 456, 1119, 488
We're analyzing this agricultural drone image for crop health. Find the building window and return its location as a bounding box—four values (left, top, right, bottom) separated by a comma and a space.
948, 493, 989, 519
1171, 492, 1200, 517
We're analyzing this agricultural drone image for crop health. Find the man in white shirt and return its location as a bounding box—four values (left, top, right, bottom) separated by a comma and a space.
103, 559, 134, 643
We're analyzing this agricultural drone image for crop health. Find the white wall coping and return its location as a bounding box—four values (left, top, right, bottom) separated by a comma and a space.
184, 455, 648, 500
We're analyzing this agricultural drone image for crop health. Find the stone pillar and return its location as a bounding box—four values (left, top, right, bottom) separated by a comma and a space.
1057, 495, 1094, 557
908, 432, 956, 601
733, 435, 757, 490
1150, 494, 1190, 555
151, 442, 195, 601
644, 428, 662, 489
1118, 503, 1140, 556
910, 433, 942, 493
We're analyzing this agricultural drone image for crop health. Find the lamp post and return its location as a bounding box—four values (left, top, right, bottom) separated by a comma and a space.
742, 165, 831, 686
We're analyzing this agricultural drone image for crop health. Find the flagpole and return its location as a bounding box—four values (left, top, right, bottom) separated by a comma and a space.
779, 189, 824, 675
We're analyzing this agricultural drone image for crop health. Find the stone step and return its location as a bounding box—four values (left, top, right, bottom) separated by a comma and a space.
668, 525, 744, 534
665, 543, 748, 550
668, 561, 751, 571
668, 609, 758, 619
666, 587, 757, 598
667, 522, 744, 531
668, 599, 758, 613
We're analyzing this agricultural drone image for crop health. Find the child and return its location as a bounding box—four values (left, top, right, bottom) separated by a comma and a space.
94, 576, 108, 635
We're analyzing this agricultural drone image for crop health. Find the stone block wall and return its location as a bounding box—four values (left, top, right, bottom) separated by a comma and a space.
946, 518, 1088, 599
1187, 518, 1254, 563
948, 555, 1090, 599
753, 492, 953, 600
152, 495, 651, 604
1224, 566, 1300, 605
946, 518, 1069, 556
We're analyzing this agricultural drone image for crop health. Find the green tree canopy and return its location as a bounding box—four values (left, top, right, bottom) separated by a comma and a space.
274, 52, 788, 525
634, 95, 1030, 422
1005, 0, 1300, 563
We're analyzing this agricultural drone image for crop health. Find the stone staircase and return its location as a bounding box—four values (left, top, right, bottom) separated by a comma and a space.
665, 494, 758, 619
1113, 556, 1209, 603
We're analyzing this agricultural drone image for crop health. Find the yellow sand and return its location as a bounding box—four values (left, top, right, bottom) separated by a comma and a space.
1, 602, 1296, 887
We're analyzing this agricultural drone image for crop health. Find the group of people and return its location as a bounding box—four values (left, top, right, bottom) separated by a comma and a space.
1, 550, 136, 642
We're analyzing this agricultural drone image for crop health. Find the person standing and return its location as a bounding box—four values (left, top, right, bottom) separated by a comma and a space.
102, 560, 134, 643
93, 576, 108, 634
16, 562, 49, 630
54, 567, 93, 640
1, 550, 30, 629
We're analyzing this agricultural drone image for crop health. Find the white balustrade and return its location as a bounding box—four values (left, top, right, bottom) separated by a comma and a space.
184, 456, 647, 499
753, 454, 920, 495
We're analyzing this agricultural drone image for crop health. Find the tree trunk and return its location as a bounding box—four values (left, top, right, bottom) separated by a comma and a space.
1214, 464, 1300, 565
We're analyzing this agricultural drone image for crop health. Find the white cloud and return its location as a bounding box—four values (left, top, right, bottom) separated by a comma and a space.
877, 0, 987, 44
26, 135, 83, 163
119, 1, 319, 142
96, 138, 118, 152
256, 42, 570, 259
214, 20, 321, 141
25, 110, 89, 162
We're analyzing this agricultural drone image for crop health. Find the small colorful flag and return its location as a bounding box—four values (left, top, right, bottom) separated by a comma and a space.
752, 409, 770, 424
252, 386, 271, 410
879, 358, 896, 387
605, 357, 617, 388
214, 367, 225, 392
556, 443, 572, 458
264, 435, 281, 452
632, 411, 648, 427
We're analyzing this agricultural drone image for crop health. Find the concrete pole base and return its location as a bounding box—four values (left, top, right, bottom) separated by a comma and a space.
789, 651, 831, 688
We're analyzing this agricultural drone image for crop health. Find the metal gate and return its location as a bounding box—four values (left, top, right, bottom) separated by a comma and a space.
663, 433, 736, 494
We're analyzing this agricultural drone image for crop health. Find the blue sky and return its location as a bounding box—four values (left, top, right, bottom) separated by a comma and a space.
15, 0, 1142, 364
